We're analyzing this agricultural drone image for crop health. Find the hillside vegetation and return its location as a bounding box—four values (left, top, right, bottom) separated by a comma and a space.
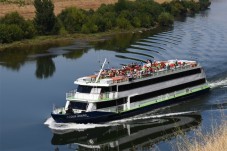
0, 0, 211, 44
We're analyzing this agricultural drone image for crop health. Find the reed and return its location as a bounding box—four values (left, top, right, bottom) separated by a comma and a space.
175, 112, 227, 151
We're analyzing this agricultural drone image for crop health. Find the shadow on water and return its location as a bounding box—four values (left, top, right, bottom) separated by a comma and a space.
35, 57, 56, 79
94, 27, 171, 52
51, 113, 201, 151
0, 26, 171, 79
0, 41, 92, 79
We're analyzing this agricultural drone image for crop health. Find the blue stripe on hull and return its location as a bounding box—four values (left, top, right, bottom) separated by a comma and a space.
51, 111, 115, 123
51, 88, 209, 123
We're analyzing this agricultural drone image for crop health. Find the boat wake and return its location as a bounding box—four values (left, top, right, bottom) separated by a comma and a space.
209, 78, 227, 89
44, 117, 115, 134
110, 111, 196, 124
44, 111, 195, 134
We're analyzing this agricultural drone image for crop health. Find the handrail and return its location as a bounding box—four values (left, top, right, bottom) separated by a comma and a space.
66, 82, 207, 102
66, 90, 118, 101
87, 64, 199, 84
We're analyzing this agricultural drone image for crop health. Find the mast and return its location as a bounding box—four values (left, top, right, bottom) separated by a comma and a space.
95, 58, 107, 83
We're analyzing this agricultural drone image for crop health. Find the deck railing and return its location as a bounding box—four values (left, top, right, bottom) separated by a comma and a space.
137, 64, 198, 79
66, 90, 118, 101
91, 64, 198, 84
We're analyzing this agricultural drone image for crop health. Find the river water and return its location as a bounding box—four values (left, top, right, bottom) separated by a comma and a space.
1, 0, 227, 151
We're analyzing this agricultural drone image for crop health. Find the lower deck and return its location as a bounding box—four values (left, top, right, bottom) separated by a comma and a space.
96, 83, 209, 113
51, 85, 210, 123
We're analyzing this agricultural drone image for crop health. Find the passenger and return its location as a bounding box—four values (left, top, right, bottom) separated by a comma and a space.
149, 67, 154, 73
116, 70, 119, 76
146, 62, 151, 67
140, 61, 143, 66
109, 72, 114, 77
149, 59, 152, 64
167, 64, 170, 70
175, 59, 178, 66
66, 104, 74, 114
147, 59, 152, 66
119, 70, 123, 76
161, 62, 166, 68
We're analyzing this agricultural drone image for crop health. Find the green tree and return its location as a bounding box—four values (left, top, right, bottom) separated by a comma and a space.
199, 0, 211, 10
103, 12, 116, 30
22, 20, 37, 38
91, 12, 116, 32
116, 17, 132, 29
158, 12, 174, 26
115, 0, 127, 12
91, 13, 106, 32
137, 13, 154, 28
132, 17, 141, 27
97, 4, 115, 15
0, 24, 23, 43
1, 12, 25, 26
58, 7, 86, 33
34, 0, 57, 35
81, 21, 98, 34
182, 1, 200, 14
0, 12, 36, 39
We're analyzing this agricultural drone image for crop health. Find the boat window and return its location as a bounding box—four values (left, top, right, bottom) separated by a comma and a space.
70, 101, 88, 110
91, 88, 101, 94
100, 87, 110, 93
77, 85, 92, 93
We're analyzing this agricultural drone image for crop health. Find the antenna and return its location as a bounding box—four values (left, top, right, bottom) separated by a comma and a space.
95, 58, 107, 83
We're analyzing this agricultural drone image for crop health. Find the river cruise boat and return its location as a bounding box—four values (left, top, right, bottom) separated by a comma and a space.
51, 59, 210, 123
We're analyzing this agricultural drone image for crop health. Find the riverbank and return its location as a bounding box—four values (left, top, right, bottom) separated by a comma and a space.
0, 27, 152, 52
1, 0, 211, 48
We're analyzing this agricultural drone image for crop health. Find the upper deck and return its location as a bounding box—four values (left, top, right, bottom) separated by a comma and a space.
74, 60, 199, 87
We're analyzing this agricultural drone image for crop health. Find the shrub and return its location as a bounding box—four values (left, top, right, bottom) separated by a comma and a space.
23, 20, 37, 39
199, 0, 211, 10
0, 24, 23, 43
81, 21, 98, 34
158, 12, 174, 27
115, 0, 128, 12
1, 12, 25, 26
182, 1, 200, 14
171, 2, 187, 16
0, 12, 36, 39
58, 7, 87, 33
51, 18, 64, 35
132, 17, 141, 28
116, 17, 132, 29
91, 12, 116, 32
140, 14, 154, 28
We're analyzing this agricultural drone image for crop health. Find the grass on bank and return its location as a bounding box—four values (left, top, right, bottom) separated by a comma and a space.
0, 27, 149, 52
175, 114, 227, 151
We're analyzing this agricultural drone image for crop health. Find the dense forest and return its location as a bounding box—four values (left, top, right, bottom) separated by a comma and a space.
0, 0, 211, 43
